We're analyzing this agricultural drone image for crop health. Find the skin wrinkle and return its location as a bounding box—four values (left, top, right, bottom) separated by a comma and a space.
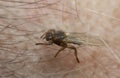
0, 0, 120, 78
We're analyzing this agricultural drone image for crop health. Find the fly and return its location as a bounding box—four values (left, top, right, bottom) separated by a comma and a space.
35, 29, 105, 63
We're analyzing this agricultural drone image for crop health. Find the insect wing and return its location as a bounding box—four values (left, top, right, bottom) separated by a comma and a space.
65, 32, 105, 46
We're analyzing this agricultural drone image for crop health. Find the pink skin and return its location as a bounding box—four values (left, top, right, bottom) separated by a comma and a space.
0, 0, 120, 78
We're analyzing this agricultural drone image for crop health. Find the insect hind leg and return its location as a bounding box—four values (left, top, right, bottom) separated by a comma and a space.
67, 45, 80, 63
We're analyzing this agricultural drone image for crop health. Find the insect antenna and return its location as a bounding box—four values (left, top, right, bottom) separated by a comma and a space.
40, 32, 46, 39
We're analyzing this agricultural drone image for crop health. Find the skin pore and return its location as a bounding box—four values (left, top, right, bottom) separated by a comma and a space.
0, 0, 120, 78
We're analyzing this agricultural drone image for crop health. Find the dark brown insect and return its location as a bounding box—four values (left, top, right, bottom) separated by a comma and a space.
35, 29, 104, 63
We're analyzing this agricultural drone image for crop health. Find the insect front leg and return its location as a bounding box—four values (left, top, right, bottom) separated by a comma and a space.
54, 47, 66, 57
35, 41, 53, 45
67, 45, 80, 63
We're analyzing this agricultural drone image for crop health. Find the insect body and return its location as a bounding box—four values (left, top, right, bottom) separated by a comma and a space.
36, 29, 104, 63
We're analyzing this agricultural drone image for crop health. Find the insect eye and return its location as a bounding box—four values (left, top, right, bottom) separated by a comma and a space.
46, 33, 53, 41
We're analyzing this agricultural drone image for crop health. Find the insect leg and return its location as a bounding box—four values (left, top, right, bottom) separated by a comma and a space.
54, 47, 66, 57
35, 42, 52, 45
35, 40, 53, 45
67, 45, 80, 63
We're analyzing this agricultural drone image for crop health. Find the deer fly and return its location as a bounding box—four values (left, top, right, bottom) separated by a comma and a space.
35, 29, 105, 63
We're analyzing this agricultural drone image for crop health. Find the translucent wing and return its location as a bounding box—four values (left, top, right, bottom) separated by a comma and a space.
64, 32, 105, 46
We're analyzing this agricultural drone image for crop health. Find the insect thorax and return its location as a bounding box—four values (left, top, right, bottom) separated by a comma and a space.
53, 30, 66, 45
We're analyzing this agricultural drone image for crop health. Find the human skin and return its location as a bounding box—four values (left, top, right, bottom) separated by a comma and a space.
0, 0, 120, 78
